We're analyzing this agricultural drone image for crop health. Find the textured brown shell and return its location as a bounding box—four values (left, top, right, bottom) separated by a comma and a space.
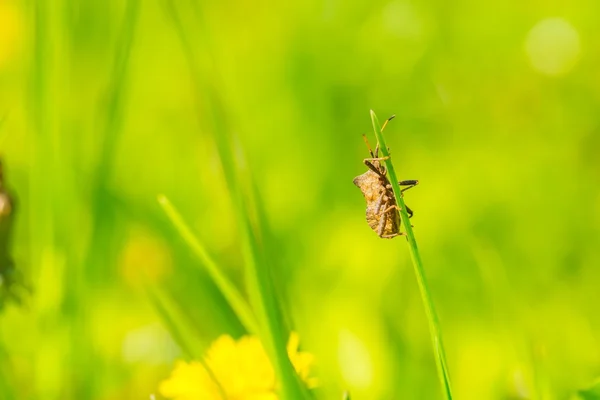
353, 169, 400, 238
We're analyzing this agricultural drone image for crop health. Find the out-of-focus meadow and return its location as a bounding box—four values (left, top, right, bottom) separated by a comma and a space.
1, 0, 600, 399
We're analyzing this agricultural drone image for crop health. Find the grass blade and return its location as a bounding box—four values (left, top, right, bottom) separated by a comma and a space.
157, 194, 259, 335
163, 2, 309, 398
370, 110, 453, 399
203, 101, 309, 399
145, 285, 228, 398
145, 285, 206, 360
93, 0, 140, 181
84, 0, 140, 283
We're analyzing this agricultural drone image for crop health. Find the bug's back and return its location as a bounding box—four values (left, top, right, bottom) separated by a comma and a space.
365, 199, 400, 237
353, 169, 401, 238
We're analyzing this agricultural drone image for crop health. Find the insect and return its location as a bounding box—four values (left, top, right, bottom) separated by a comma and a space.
353, 116, 418, 238
0, 159, 25, 308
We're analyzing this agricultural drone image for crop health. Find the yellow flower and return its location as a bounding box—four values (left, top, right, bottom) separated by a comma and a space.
159, 333, 316, 400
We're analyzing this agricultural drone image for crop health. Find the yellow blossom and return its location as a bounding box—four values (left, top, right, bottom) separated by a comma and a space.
159, 333, 316, 400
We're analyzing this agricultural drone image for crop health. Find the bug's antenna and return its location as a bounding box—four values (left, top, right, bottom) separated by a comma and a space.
362, 115, 394, 157
381, 114, 396, 132
362, 134, 375, 158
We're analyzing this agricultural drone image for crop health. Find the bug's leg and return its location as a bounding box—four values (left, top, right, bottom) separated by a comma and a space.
382, 204, 400, 214
362, 135, 376, 158
384, 203, 414, 219
380, 201, 414, 223
364, 160, 379, 174
376, 200, 389, 237
381, 232, 405, 238
374, 192, 386, 214
363, 160, 388, 177
364, 155, 390, 163
399, 179, 419, 193
362, 134, 389, 176
362, 114, 395, 157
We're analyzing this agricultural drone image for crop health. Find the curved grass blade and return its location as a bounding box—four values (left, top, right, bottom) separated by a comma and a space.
145, 285, 205, 360
145, 285, 227, 398
162, 2, 309, 398
370, 110, 453, 399
157, 194, 258, 335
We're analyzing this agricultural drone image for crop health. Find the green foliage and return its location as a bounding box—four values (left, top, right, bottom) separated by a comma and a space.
0, 0, 598, 399
577, 378, 600, 400
157, 195, 258, 335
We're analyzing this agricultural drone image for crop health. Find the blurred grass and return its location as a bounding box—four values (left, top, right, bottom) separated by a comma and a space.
157, 194, 258, 335
162, 0, 310, 397
0, 0, 599, 399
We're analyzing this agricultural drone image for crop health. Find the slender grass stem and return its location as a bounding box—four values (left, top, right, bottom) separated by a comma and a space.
145, 285, 206, 360
146, 285, 228, 399
162, 3, 308, 398
370, 110, 453, 399
157, 194, 259, 335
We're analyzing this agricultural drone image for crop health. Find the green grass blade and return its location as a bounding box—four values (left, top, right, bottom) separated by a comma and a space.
145, 285, 227, 399
93, 0, 140, 182
236, 192, 307, 400
211, 130, 309, 399
370, 110, 453, 399
157, 194, 259, 334
145, 285, 205, 360
83, 0, 140, 284
238, 151, 312, 397
204, 106, 308, 399
163, 3, 309, 398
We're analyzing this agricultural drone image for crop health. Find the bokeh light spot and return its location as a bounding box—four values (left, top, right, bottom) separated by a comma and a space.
338, 329, 373, 389
524, 17, 581, 76
122, 323, 178, 364
383, 0, 424, 39
119, 226, 172, 286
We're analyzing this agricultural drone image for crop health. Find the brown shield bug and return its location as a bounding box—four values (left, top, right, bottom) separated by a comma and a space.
353, 116, 418, 238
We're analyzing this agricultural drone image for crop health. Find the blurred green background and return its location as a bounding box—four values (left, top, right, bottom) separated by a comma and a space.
1, 0, 600, 399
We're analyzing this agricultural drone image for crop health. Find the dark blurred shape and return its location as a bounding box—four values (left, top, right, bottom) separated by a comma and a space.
0, 159, 26, 309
